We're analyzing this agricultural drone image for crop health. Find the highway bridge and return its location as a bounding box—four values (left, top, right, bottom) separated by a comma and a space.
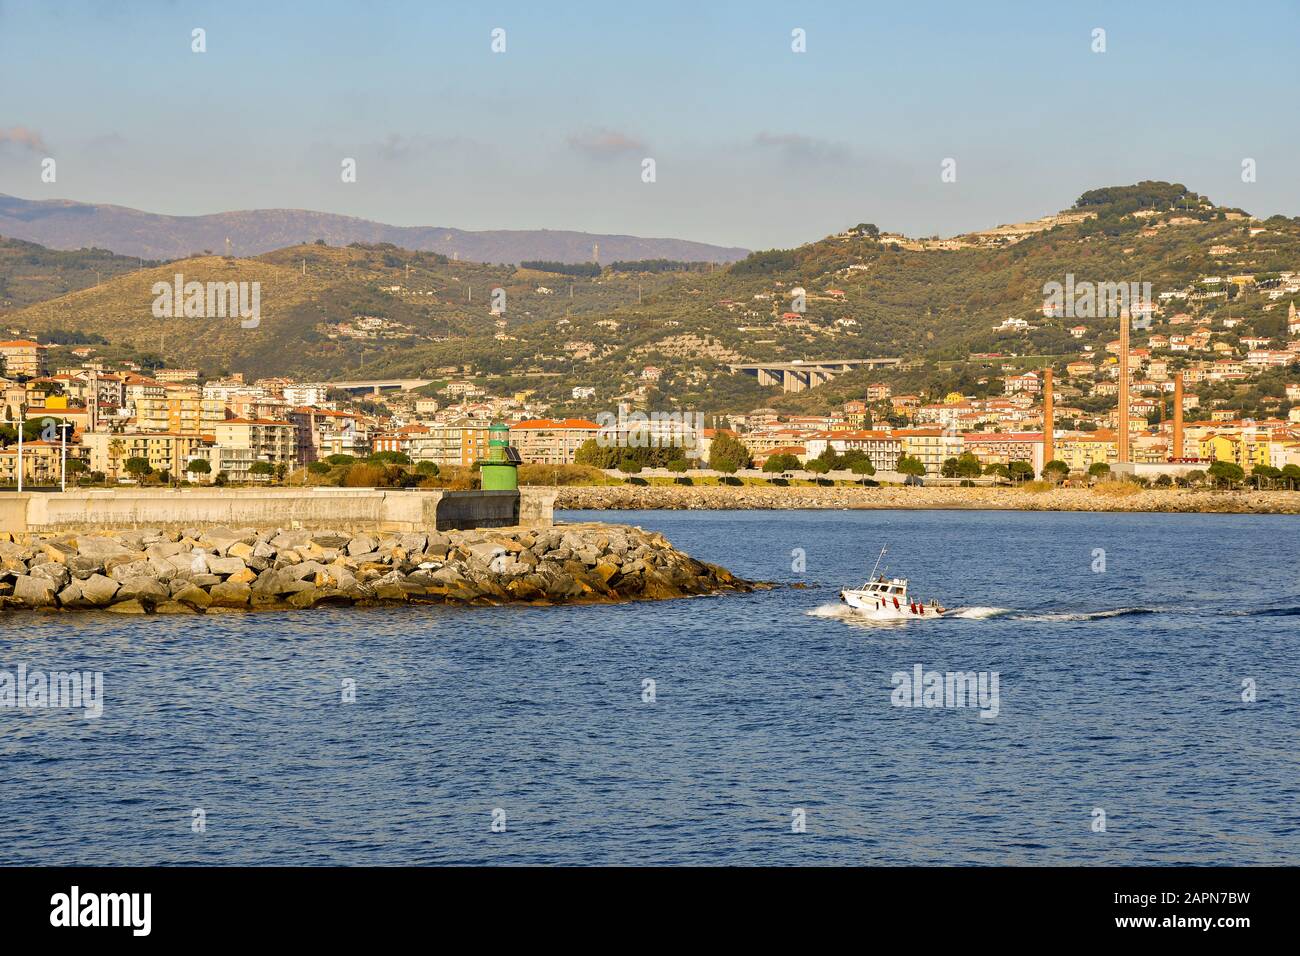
325, 378, 435, 395
727, 358, 902, 393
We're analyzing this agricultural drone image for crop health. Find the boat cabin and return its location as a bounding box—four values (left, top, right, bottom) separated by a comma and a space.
862, 576, 908, 597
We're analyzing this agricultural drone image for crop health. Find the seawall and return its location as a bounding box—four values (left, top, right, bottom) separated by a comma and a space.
551, 483, 1300, 515
0, 487, 558, 534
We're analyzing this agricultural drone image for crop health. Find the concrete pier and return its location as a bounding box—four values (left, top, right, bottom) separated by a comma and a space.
0, 487, 557, 535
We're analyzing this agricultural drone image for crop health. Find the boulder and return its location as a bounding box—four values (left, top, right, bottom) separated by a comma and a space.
106, 599, 147, 614
30, 562, 71, 591
347, 534, 377, 556
117, 576, 170, 605
74, 536, 133, 559
12, 575, 57, 607
79, 574, 121, 607
108, 560, 152, 583
208, 581, 251, 607
207, 556, 248, 576
173, 586, 212, 610
152, 601, 196, 614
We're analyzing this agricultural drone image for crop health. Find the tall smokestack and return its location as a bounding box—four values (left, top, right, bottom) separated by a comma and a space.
1117, 312, 1130, 464
1172, 372, 1184, 462
1042, 367, 1054, 468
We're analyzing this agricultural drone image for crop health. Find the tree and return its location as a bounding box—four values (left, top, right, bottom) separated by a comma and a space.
1251, 464, 1281, 489
415, 461, 439, 476
108, 438, 126, 482
805, 458, 831, 476
1281, 464, 1300, 490
249, 461, 275, 480
708, 432, 752, 472
186, 459, 211, 475
368, 450, 411, 465
617, 457, 642, 475
1007, 460, 1035, 483
849, 455, 875, 485
762, 453, 800, 473
1087, 462, 1111, 482
940, 457, 961, 478
953, 452, 982, 479
1042, 460, 1069, 483
840, 449, 873, 474
1208, 460, 1244, 488
308, 461, 332, 475
666, 458, 690, 473
896, 455, 926, 477
124, 457, 152, 478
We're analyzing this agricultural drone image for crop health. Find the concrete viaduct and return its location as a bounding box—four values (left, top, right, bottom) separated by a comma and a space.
728, 358, 902, 393
325, 378, 435, 396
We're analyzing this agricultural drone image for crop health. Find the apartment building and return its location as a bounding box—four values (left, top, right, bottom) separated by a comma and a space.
962, 432, 1045, 474
895, 428, 965, 475
211, 418, 297, 481
0, 340, 48, 378
407, 418, 491, 467
0, 439, 88, 485
81, 431, 212, 478
134, 393, 228, 433
509, 418, 601, 464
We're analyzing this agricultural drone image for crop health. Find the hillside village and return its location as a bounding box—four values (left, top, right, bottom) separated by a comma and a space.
2, 182, 1300, 489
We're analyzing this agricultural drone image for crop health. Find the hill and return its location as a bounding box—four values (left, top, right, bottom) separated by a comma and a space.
0, 235, 157, 313
7, 182, 1300, 417
0, 194, 750, 265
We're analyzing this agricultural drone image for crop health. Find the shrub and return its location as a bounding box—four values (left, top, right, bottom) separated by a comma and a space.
342, 463, 386, 487
518, 463, 607, 485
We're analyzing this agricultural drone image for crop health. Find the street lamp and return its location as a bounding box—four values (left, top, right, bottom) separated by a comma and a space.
1, 415, 74, 492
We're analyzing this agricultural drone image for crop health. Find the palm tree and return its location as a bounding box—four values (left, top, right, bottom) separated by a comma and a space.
108, 438, 126, 483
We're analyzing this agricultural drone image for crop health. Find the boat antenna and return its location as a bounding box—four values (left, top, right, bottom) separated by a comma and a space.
868, 546, 887, 582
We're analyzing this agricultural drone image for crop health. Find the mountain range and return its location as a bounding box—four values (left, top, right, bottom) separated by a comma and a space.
3, 181, 1295, 416
0, 194, 750, 265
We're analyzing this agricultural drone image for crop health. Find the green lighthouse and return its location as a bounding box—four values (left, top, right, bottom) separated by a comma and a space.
478, 422, 521, 490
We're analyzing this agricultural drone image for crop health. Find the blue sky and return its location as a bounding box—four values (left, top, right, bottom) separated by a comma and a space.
2, 0, 1299, 249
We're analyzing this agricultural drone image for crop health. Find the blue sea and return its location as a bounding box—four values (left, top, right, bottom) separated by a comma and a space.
2, 509, 1297, 865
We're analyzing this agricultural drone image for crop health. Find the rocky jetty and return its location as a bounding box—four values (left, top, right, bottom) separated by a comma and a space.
0, 523, 753, 614
556, 484, 1300, 515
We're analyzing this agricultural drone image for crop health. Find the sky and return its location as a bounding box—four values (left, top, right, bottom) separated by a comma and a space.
2, 0, 1299, 250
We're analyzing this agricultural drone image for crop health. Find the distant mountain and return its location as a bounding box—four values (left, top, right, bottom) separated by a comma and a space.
0, 194, 750, 265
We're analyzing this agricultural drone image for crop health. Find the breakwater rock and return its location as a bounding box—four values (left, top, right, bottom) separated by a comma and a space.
0, 523, 753, 614
555, 484, 1300, 515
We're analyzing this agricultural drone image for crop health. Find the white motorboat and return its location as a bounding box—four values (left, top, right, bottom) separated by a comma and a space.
839, 547, 946, 621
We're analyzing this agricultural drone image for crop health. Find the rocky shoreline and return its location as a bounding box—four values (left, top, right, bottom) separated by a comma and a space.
554, 483, 1300, 515
0, 523, 754, 614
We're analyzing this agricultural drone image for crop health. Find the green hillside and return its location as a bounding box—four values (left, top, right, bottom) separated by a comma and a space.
0, 236, 157, 314
6, 183, 1300, 416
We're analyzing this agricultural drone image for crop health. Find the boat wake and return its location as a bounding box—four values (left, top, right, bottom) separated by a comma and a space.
1012, 606, 1161, 623
1223, 605, 1300, 617
809, 599, 1300, 625
947, 606, 1010, 620
806, 603, 868, 622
